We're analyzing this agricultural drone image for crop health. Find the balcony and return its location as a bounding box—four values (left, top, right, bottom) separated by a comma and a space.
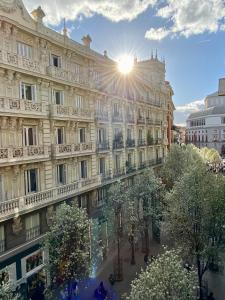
0, 97, 47, 118
126, 139, 135, 148
0, 145, 50, 166
138, 139, 146, 147
113, 139, 124, 150
113, 167, 125, 178
154, 138, 162, 145
126, 164, 136, 173
95, 111, 109, 122
96, 141, 110, 152
46, 65, 88, 86
0, 50, 45, 74
0, 176, 101, 221
137, 116, 145, 124
138, 161, 147, 169
146, 118, 162, 126
26, 225, 40, 241
53, 143, 93, 158
100, 170, 112, 182
51, 104, 93, 122
126, 114, 135, 124
112, 113, 123, 123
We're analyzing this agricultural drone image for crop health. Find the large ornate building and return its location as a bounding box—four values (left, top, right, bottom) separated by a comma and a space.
0, 0, 174, 294
186, 78, 225, 155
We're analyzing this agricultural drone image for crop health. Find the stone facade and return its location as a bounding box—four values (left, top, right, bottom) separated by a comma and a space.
0, 0, 174, 292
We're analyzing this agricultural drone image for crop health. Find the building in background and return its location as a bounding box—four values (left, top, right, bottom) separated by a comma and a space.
186, 78, 225, 155
0, 0, 174, 295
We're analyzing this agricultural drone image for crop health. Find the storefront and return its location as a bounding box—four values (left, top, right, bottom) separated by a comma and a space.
21, 250, 46, 299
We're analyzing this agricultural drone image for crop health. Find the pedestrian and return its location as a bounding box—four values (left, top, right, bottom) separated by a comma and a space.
144, 254, 148, 265
108, 274, 115, 285
207, 292, 215, 300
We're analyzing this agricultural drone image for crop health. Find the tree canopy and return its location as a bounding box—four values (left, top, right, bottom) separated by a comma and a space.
43, 203, 91, 287
165, 165, 225, 298
128, 248, 198, 300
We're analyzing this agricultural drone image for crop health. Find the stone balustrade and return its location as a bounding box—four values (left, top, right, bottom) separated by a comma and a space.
0, 145, 50, 166
0, 50, 45, 74
51, 104, 93, 121
0, 175, 101, 221
46, 66, 89, 86
0, 97, 46, 117
53, 142, 93, 157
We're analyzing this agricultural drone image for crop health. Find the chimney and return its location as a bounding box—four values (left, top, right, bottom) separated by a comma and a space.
82, 35, 92, 48
104, 50, 108, 58
31, 6, 45, 24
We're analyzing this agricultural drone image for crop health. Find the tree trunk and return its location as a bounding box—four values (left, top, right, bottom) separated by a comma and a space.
130, 223, 136, 265
144, 217, 149, 255
197, 257, 203, 300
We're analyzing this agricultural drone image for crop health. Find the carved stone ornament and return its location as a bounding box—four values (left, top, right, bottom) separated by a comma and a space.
12, 216, 23, 235
0, 0, 17, 13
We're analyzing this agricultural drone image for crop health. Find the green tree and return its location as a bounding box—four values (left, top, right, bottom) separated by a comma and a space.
129, 170, 164, 255
103, 180, 129, 280
127, 248, 198, 300
166, 166, 225, 300
0, 280, 19, 300
43, 203, 91, 297
199, 147, 221, 166
161, 144, 203, 189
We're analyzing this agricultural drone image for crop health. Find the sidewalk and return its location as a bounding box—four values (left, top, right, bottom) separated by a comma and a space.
96, 239, 162, 299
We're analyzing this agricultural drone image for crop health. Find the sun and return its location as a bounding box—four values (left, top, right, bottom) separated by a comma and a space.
117, 54, 134, 75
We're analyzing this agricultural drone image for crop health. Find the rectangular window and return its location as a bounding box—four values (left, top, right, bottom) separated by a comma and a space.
99, 157, 105, 174
75, 95, 84, 108
57, 164, 66, 185
115, 155, 120, 170
222, 117, 225, 124
25, 213, 40, 241
127, 128, 132, 140
20, 83, 36, 102
139, 152, 143, 164
23, 127, 37, 146
25, 169, 38, 194
56, 128, 64, 144
128, 153, 132, 165
97, 188, 106, 206
98, 128, 106, 143
79, 128, 86, 143
0, 225, 5, 253
53, 90, 64, 105
17, 42, 32, 58
51, 54, 61, 67
138, 129, 143, 140
80, 160, 87, 179
78, 194, 88, 208
113, 103, 120, 116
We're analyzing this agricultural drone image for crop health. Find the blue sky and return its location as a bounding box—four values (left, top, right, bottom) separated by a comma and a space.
24, 0, 225, 125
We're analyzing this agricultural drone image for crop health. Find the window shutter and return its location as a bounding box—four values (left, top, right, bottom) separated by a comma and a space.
61, 91, 64, 105
63, 164, 67, 184
19, 82, 23, 99
33, 127, 37, 145
0, 175, 3, 202
31, 85, 37, 102
59, 56, 62, 68
52, 89, 55, 104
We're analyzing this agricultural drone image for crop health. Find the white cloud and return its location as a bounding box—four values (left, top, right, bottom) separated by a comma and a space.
24, 0, 156, 25
145, 27, 170, 40
174, 99, 205, 126
145, 0, 225, 41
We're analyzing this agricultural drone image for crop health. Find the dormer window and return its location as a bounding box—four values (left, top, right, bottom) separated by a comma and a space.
51, 54, 61, 68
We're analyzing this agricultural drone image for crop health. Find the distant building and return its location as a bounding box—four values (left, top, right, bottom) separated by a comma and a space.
186, 78, 225, 155
172, 125, 186, 144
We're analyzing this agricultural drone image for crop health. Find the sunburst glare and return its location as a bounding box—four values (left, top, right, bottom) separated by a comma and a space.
117, 54, 134, 74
